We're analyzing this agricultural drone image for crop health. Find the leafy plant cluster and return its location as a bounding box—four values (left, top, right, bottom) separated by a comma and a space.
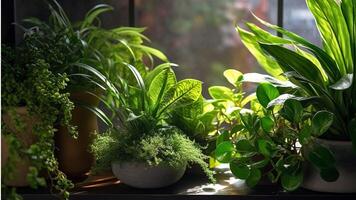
211, 70, 337, 190
92, 63, 215, 182
237, 0, 356, 147
1, 42, 75, 199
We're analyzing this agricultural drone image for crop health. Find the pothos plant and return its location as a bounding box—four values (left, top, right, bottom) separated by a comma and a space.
211, 69, 336, 190
91, 63, 215, 182
2, 44, 74, 199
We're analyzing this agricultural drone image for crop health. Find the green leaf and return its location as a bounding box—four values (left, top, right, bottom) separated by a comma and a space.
281, 168, 303, 191
131, 44, 168, 62
215, 141, 235, 163
261, 116, 274, 133
280, 99, 303, 123
158, 79, 202, 117
223, 69, 243, 86
147, 69, 176, 113
230, 162, 250, 179
145, 63, 178, 87
306, 0, 352, 74
308, 145, 336, 169
235, 139, 255, 154
257, 139, 274, 157
216, 130, 230, 146
256, 83, 280, 108
81, 4, 113, 29
320, 167, 339, 182
298, 125, 312, 145
260, 43, 326, 88
236, 27, 284, 79
208, 86, 234, 100
349, 118, 356, 153
246, 168, 261, 187
243, 73, 297, 88
330, 74, 353, 90
312, 111, 334, 136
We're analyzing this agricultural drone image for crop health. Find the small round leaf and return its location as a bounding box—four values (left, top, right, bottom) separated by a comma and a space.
256, 83, 280, 108
230, 162, 250, 179
246, 168, 262, 187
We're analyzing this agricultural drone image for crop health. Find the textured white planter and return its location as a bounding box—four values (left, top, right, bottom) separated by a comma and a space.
111, 161, 186, 188
302, 138, 356, 193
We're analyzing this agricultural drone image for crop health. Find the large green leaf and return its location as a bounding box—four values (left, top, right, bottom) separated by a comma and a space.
306, 0, 352, 74
281, 166, 303, 191
252, 14, 341, 82
223, 69, 243, 86
256, 83, 280, 108
158, 79, 202, 116
81, 4, 113, 29
208, 86, 234, 100
329, 74, 353, 90
243, 73, 297, 88
236, 27, 284, 79
230, 162, 250, 179
312, 111, 334, 137
260, 44, 326, 88
280, 99, 303, 123
308, 145, 335, 169
215, 141, 235, 163
148, 69, 176, 114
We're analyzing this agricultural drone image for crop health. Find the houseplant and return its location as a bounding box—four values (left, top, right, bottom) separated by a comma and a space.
210, 70, 336, 190
1, 43, 74, 199
236, 0, 355, 192
91, 63, 215, 188
20, 0, 167, 180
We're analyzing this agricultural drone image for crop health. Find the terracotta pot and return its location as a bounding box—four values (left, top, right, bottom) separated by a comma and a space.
2, 107, 37, 186
112, 161, 186, 188
55, 91, 101, 181
302, 138, 356, 193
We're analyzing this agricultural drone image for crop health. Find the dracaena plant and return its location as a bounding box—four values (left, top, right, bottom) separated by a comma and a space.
236, 0, 356, 150
91, 63, 215, 182
211, 70, 336, 190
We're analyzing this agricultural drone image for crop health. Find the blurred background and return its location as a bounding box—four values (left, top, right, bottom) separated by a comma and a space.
2, 0, 321, 95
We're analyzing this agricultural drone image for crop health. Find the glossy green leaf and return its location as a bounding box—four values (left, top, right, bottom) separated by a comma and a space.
236, 27, 284, 79
306, 0, 352, 74
246, 168, 261, 187
312, 111, 334, 136
280, 99, 303, 123
148, 69, 176, 113
257, 139, 274, 157
260, 43, 326, 88
230, 162, 250, 179
281, 168, 303, 191
159, 79, 202, 116
208, 86, 234, 100
215, 141, 235, 163
329, 74, 353, 90
216, 130, 230, 146
261, 116, 274, 133
223, 69, 243, 86
243, 73, 297, 88
298, 125, 312, 145
256, 83, 280, 108
235, 139, 255, 153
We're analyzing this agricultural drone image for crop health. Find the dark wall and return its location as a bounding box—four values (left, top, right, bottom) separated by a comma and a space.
12, 0, 129, 43
2, 0, 15, 46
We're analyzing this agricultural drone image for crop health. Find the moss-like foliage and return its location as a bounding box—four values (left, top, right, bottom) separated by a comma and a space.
91, 127, 215, 182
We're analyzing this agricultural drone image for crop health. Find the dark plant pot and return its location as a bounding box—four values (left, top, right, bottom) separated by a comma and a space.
302, 138, 356, 193
55, 92, 101, 182
111, 161, 186, 188
2, 107, 37, 186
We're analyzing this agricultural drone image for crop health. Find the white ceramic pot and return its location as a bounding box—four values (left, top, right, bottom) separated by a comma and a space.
302, 138, 356, 193
111, 161, 186, 188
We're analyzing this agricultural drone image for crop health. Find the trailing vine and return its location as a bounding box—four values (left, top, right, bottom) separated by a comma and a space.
2, 40, 76, 199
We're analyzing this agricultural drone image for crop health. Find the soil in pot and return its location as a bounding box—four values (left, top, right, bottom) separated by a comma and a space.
2, 107, 37, 186
111, 161, 187, 189
55, 91, 101, 182
302, 138, 356, 193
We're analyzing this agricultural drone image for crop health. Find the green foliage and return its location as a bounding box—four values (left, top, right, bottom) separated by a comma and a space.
92, 63, 214, 182
237, 0, 356, 146
1, 43, 75, 198
92, 127, 215, 182
211, 70, 337, 190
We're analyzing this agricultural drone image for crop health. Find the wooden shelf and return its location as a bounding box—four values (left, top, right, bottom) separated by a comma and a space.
12, 166, 356, 200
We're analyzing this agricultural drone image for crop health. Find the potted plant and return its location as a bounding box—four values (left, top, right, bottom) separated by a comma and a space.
210, 70, 336, 190
1, 43, 74, 199
236, 0, 355, 192
91, 63, 215, 188
20, 0, 168, 180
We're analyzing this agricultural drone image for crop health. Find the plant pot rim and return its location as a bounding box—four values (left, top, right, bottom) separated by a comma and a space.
112, 160, 187, 168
